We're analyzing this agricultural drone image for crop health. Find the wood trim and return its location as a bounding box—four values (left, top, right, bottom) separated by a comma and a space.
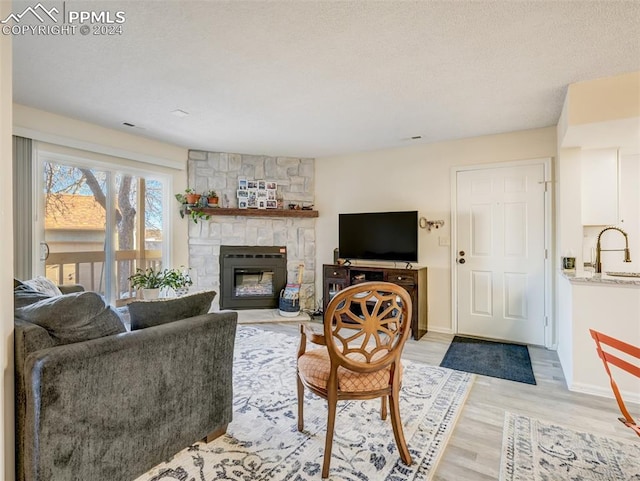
188, 207, 319, 218
136, 178, 146, 265
202, 424, 228, 443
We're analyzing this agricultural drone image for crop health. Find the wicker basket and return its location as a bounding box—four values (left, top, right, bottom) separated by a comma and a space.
278, 295, 300, 317
279, 263, 304, 317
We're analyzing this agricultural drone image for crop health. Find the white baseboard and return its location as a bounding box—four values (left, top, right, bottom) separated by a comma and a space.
426, 326, 454, 335
569, 381, 640, 405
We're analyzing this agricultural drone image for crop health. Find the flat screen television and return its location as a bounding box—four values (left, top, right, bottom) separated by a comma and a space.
338, 210, 418, 263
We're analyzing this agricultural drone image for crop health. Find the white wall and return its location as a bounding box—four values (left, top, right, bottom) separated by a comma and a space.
555, 146, 583, 378
556, 276, 573, 386
12, 104, 190, 270
1, 2, 14, 477
316, 127, 557, 333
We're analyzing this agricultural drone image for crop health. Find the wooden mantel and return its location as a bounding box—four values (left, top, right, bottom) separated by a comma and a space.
188, 207, 319, 218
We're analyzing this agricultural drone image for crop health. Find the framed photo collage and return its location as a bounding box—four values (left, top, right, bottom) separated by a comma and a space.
237, 178, 278, 209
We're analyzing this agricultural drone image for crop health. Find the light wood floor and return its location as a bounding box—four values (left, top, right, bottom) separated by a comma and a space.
245, 319, 638, 481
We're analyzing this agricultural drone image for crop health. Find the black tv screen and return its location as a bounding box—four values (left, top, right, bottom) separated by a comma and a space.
339, 211, 418, 263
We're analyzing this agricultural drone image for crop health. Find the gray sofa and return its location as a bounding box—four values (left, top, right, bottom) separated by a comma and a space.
14, 284, 238, 481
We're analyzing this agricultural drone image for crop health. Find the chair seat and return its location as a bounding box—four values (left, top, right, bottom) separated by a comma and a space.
298, 348, 401, 393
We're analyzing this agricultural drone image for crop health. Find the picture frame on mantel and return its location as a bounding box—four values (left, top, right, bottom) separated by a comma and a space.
247, 192, 257, 208
238, 178, 281, 210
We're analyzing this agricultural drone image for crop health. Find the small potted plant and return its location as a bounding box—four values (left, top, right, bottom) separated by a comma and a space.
175, 190, 211, 224
128, 267, 165, 299
178, 188, 200, 205
162, 266, 193, 296
204, 190, 219, 206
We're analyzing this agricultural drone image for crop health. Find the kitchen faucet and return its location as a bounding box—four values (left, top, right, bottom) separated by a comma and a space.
595, 226, 631, 273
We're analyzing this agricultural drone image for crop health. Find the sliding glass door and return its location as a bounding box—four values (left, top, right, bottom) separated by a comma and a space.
39, 156, 167, 305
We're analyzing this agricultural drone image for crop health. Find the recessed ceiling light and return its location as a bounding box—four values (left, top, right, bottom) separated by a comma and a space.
171, 109, 190, 118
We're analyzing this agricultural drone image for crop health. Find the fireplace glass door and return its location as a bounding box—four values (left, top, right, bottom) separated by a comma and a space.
234, 268, 275, 298
219, 245, 287, 309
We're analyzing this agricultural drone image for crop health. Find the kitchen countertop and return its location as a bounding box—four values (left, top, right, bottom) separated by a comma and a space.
562, 270, 640, 287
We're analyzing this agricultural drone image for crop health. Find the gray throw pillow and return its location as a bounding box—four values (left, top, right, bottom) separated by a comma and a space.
14, 283, 52, 308
128, 290, 217, 330
15, 291, 126, 345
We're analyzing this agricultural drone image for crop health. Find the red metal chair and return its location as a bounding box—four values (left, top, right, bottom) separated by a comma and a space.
590, 329, 640, 436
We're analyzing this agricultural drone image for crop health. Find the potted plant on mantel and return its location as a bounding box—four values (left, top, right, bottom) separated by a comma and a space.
203, 190, 219, 207
183, 188, 201, 205
175, 189, 211, 224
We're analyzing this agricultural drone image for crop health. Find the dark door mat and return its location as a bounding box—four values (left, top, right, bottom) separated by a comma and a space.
440, 335, 536, 385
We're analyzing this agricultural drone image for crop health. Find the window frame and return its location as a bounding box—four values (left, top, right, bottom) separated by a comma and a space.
33, 143, 173, 305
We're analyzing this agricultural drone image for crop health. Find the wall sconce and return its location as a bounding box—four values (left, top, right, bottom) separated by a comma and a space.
419, 217, 445, 232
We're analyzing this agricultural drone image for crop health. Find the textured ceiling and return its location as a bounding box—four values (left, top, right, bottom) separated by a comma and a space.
11, 0, 640, 158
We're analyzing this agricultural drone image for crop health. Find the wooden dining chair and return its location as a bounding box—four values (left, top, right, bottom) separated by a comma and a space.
590, 329, 640, 437
296, 281, 413, 478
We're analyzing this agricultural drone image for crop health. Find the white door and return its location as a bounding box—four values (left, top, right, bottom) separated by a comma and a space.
455, 163, 546, 345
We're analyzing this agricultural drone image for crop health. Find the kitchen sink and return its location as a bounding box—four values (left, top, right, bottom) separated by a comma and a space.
605, 271, 640, 278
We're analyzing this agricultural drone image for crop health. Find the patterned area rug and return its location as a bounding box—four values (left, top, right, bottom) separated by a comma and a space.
135, 326, 474, 481
500, 412, 640, 480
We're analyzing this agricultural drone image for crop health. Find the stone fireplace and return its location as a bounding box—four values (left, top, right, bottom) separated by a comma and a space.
186, 151, 316, 311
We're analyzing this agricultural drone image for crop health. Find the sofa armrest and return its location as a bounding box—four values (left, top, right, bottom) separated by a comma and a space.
14, 319, 56, 481
21, 311, 237, 481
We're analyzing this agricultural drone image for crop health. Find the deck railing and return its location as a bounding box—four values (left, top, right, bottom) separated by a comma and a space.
46, 249, 162, 305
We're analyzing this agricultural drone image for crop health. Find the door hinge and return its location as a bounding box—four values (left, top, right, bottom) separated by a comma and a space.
545, 249, 548, 259
544, 316, 549, 327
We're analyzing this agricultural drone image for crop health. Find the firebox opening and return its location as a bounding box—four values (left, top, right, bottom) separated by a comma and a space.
220, 245, 287, 309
